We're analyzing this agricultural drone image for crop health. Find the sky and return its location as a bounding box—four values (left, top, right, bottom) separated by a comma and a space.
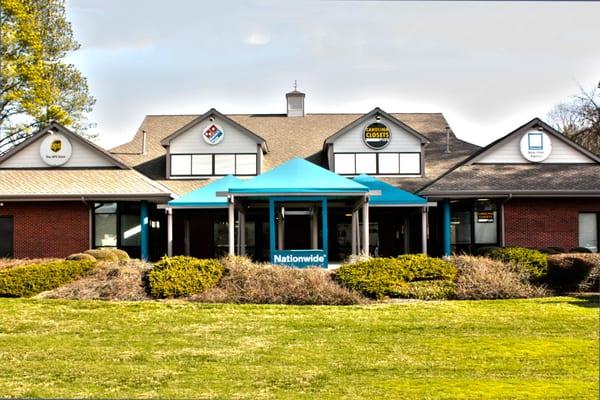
65, 0, 600, 149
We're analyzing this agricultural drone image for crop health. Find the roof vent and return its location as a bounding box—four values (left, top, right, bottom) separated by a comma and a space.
286, 81, 305, 117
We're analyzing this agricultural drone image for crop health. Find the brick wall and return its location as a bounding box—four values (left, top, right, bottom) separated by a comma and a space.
0, 201, 90, 258
504, 198, 600, 250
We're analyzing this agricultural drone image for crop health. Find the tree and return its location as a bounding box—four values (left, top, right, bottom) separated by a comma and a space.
548, 84, 600, 155
0, 0, 95, 145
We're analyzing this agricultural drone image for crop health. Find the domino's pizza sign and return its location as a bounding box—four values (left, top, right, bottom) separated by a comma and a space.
202, 123, 225, 145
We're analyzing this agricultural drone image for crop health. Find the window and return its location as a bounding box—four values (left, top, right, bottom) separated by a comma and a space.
94, 203, 117, 247
355, 153, 377, 174
451, 211, 472, 245
474, 201, 497, 244
0, 216, 13, 258
170, 153, 258, 177
378, 153, 400, 174
171, 154, 192, 176
399, 153, 421, 174
579, 213, 598, 252
333, 152, 421, 175
334, 153, 355, 174
214, 154, 235, 175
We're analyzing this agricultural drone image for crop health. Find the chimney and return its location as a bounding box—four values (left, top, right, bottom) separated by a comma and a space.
141, 130, 147, 155
286, 81, 305, 117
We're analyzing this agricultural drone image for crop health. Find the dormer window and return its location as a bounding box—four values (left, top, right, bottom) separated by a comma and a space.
170, 153, 257, 177
333, 152, 421, 176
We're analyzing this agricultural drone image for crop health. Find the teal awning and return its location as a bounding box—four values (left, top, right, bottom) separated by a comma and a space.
168, 175, 241, 208
228, 157, 368, 195
353, 174, 427, 206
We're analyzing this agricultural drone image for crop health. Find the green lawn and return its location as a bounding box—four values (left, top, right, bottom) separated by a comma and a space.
0, 297, 597, 399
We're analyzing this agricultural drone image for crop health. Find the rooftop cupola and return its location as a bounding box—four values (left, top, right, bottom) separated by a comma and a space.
286, 81, 305, 117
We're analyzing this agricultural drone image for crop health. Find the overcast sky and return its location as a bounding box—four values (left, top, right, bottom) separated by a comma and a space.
66, 0, 600, 148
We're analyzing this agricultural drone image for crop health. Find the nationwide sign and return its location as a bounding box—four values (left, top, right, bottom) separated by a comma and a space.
272, 250, 327, 268
363, 122, 391, 150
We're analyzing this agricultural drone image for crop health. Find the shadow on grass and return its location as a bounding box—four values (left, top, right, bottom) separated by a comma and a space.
566, 293, 600, 308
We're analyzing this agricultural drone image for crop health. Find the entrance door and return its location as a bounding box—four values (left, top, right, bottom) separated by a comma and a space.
0, 216, 14, 258
284, 214, 311, 250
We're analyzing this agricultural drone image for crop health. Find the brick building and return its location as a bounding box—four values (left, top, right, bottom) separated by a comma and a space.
0, 90, 598, 264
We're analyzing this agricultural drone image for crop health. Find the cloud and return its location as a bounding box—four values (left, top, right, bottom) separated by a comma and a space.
243, 31, 271, 46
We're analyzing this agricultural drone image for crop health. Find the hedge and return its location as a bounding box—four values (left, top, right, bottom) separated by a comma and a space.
487, 247, 548, 280
0, 260, 96, 297
84, 249, 119, 262
335, 254, 457, 299
147, 256, 224, 298
545, 254, 598, 292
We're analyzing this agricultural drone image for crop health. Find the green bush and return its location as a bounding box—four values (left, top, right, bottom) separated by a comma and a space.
0, 260, 96, 297
66, 253, 97, 262
487, 247, 548, 280
147, 256, 224, 298
545, 254, 597, 292
393, 280, 456, 300
84, 249, 119, 262
335, 254, 457, 299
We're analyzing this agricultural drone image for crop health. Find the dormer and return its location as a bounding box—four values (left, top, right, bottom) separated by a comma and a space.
323, 108, 429, 176
160, 109, 268, 179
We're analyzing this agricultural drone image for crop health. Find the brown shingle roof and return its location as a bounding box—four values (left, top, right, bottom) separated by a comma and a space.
110, 112, 480, 192
420, 164, 600, 196
0, 169, 172, 199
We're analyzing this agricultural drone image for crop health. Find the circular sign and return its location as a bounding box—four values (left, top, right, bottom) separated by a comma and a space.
202, 123, 225, 145
39, 133, 72, 166
363, 122, 391, 150
519, 130, 552, 162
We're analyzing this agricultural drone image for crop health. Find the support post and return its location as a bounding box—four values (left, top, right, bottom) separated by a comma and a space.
166, 208, 173, 257
322, 198, 328, 263
351, 211, 357, 255
311, 206, 318, 249
277, 205, 284, 250
228, 197, 235, 256
269, 198, 275, 262
421, 207, 428, 254
240, 210, 246, 256
140, 200, 149, 261
442, 200, 451, 257
184, 219, 190, 256
362, 198, 369, 256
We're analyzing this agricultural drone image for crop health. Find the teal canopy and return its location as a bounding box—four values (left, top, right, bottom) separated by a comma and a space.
228, 157, 368, 195
168, 175, 241, 208
353, 174, 426, 206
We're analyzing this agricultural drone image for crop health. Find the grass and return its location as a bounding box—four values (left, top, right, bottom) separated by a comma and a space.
0, 297, 597, 399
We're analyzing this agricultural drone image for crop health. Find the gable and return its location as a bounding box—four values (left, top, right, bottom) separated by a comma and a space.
471, 119, 598, 165
0, 124, 126, 169
168, 113, 262, 155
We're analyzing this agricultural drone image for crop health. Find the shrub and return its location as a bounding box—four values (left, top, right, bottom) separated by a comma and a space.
335, 254, 457, 299
545, 253, 600, 293
473, 246, 501, 256
452, 256, 547, 300
487, 247, 548, 280
108, 248, 130, 261
393, 280, 456, 300
0, 258, 60, 270
38, 259, 152, 301
66, 253, 97, 262
84, 249, 119, 262
192, 256, 365, 305
0, 260, 96, 297
569, 247, 592, 254
147, 256, 224, 298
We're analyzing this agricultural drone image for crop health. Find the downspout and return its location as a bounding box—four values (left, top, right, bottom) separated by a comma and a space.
500, 194, 513, 247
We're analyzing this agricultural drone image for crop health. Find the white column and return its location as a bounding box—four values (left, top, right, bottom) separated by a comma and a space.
362, 199, 369, 256
351, 211, 357, 255
311, 207, 318, 249
240, 210, 246, 256
228, 198, 235, 256
167, 208, 173, 256
277, 206, 284, 251
421, 207, 428, 254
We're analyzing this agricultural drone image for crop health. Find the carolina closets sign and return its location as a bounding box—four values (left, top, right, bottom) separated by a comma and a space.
39, 133, 72, 166
363, 122, 391, 150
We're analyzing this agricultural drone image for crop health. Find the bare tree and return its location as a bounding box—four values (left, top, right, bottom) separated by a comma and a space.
548, 84, 600, 155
